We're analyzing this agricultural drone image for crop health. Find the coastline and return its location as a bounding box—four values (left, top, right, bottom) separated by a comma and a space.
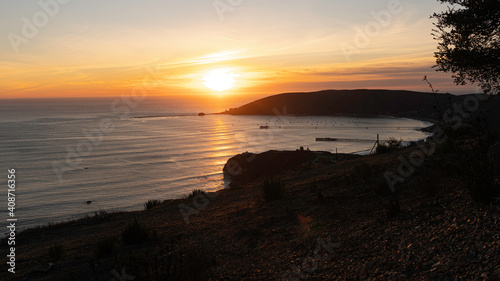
3, 138, 499, 280
2, 112, 430, 237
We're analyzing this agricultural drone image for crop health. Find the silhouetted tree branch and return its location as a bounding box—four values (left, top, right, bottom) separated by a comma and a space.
432, 0, 500, 94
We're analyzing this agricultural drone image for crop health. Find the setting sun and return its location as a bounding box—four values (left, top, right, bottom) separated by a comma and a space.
203, 69, 239, 92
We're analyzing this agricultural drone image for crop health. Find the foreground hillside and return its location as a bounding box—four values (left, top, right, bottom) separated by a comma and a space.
1, 135, 499, 280
221, 89, 500, 128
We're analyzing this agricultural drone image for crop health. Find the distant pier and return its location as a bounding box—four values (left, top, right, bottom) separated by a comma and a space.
259, 125, 420, 130
316, 137, 384, 143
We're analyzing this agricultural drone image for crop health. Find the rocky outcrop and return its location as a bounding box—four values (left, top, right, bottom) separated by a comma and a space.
223, 150, 335, 184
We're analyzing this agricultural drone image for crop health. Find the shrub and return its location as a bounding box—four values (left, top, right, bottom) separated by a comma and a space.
187, 189, 207, 199
376, 137, 402, 154
84, 209, 109, 221
407, 141, 417, 148
353, 161, 372, 180
94, 238, 114, 259
122, 219, 149, 245
375, 144, 390, 154
144, 199, 162, 210
261, 178, 285, 202
387, 137, 402, 149
48, 244, 64, 261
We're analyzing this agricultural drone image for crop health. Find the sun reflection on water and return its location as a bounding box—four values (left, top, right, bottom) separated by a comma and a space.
208, 117, 236, 167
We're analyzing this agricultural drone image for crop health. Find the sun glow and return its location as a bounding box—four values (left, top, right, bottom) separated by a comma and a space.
202, 69, 239, 92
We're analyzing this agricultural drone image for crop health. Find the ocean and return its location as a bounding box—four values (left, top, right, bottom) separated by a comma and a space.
0, 95, 431, 232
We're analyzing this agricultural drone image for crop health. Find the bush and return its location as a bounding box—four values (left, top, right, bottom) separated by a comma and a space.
375, 144, 390, 154
376, 137, 402, 154
187, 189, 207, 199
94, 238, 114, 259
92, 210, 108, 217
122, 219, 149, 245
353, 161, 372, 180
387, 137, 402, 149
261, 178, 285, 202
84, 209, 110, 223
144, 199, 162, 210
48, 244, 64, 261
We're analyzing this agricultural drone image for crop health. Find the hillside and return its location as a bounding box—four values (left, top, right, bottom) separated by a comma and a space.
2, 140, 499, 280
221, 89, 500, 127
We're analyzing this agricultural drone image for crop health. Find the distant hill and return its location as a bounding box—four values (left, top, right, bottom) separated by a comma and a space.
220, 89, 500, 127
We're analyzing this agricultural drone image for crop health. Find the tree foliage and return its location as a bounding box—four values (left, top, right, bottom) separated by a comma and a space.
432, 0, 500, 94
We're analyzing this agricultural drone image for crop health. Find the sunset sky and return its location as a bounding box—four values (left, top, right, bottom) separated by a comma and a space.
0, 0, 479, 99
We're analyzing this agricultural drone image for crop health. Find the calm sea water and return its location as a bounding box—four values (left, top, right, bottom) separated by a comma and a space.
0, 95, 431, 232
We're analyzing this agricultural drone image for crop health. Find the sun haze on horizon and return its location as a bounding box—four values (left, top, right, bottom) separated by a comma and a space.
203, 68, 240, 93
0, 0, 478, 99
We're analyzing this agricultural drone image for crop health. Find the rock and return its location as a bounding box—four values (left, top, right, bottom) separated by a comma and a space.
222, 150, 323, 183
